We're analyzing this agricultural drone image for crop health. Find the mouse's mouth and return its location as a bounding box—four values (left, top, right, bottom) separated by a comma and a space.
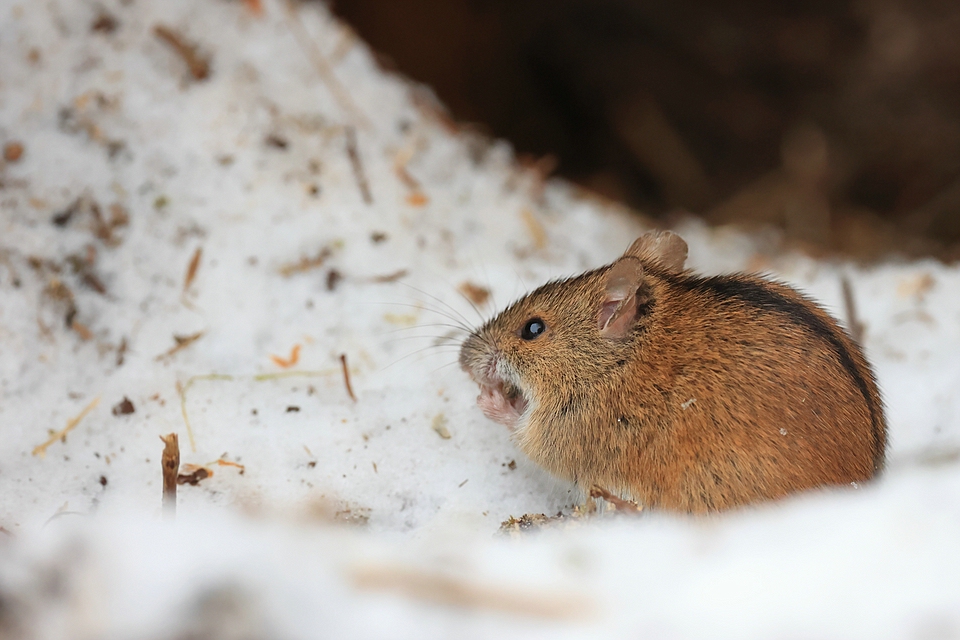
460, 336, 529, 430
476, 379, 529, 431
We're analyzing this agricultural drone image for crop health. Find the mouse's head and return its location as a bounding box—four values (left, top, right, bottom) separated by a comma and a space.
459, 230, 687, 429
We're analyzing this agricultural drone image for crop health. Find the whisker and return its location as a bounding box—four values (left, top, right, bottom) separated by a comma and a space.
371, 301, 472, 332
395, 282, 477, 332
379, 323, 469, 336
377, 343, 463, 373
429, 360, 462, 376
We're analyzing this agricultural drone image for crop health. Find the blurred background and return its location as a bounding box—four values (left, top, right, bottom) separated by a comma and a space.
330, 0, 960, 261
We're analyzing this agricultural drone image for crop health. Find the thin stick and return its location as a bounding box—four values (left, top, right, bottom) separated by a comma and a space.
283, 0, 370, 128
160, 433, 180, 519
370, 269, 408, 283
340, 353, 357, 402
345, 127, 373, 205
183, 246, 202, 292
155, 331, 205, 362
153, 25, 210, 81
279, 247, 332, 277
176, 380, 197, 453
33, 396, 101, 457
840, 275, 865, 344
589, 485, 643, 513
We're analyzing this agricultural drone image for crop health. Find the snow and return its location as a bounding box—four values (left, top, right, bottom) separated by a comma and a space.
1, 0, 959, 638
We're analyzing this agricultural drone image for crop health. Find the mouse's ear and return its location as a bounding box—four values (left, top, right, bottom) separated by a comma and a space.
624, 230, 687, 272
599, 257, 648, 339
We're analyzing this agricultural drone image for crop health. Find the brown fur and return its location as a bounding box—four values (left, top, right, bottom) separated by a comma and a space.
460, 231, 886, 513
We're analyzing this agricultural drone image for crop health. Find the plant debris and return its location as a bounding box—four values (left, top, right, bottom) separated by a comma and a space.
431, 413, 451, 439
282, 1, 369, 128
32, 396, 101, 457
520, 208, 547, 250
339, 353, 357, 402
116, 337, 128, 366
499, 512, 571, 534
279, 246, 332, 277
91, 12, 119, 34
405, 192, 428, 206
153, 24, 210, 81
111, 397, 135, 416
177, 464, 211, 486
91, 202, 129, 246
345, 126, 372, 205
840, 275, 865, 345
183, 246, 202, 292
160, 433, 179, 518
3, 141, 24, 162
264, 134, 288, 149
370, 269, 407, 283
66, 250, 107, 294
52, 198, 82, 227
589, 485, 643, 513
270, 344, 301, 368
214, 459, 245, 473
155, 331, 205, 361
325, 268, 343, 291
457, 281, 490, 306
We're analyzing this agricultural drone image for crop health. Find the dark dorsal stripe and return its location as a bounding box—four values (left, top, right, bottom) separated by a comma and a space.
667, 274, 884, 471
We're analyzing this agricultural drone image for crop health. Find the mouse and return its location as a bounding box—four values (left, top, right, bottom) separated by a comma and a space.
459, 230, 886, 513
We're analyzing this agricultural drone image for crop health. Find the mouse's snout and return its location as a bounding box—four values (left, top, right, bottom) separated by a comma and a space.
458, 331, 495, 383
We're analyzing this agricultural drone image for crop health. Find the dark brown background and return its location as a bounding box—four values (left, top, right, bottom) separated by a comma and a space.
332, 0, 960, 261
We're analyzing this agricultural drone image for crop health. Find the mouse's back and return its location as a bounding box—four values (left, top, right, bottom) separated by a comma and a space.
619, 266, 885, 511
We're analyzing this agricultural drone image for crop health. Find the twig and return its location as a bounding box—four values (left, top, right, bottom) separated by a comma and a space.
155, 331, 205, 361
370, 269, 408, 283
520, 208, 547, 250
175, 374, 234, 453
153, 25, 210, 81
589, 485, 643, 513
279, 247, 332, 277
175, 380, 197, 453
840, 275, 865, 344
71, 320, 94, 341
160, 433, 179, 518
282, 0, 370, 128
183, 246, 202, 292
33, 396, 101, 457
339, 353, 357, 402
345, 127, 372, 205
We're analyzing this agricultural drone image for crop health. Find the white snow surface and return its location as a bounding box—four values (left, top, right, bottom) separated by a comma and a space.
1, 1, 959, 638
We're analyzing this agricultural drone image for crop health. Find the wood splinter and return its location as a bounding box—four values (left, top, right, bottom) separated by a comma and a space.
183, 246, 203, 292
345, 127, 372, 205
160, 433, 180, 518
339, 353, 357, 402
32, 396, 101, 457
589, 485, 643, 514
153, 25, 210, 81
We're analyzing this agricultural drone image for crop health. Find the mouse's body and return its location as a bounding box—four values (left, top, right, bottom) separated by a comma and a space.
459, 231, 885, 512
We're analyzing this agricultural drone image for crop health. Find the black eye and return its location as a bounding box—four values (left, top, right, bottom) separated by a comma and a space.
521, 317, 546, 340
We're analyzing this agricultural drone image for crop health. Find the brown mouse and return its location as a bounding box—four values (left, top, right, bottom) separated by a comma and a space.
459, 231, 886, 513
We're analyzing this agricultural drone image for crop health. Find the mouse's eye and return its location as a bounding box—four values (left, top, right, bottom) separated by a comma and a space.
520, 317, 546, 340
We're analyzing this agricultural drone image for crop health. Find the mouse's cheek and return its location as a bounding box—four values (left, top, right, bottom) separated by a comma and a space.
477, 385, 522, 431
